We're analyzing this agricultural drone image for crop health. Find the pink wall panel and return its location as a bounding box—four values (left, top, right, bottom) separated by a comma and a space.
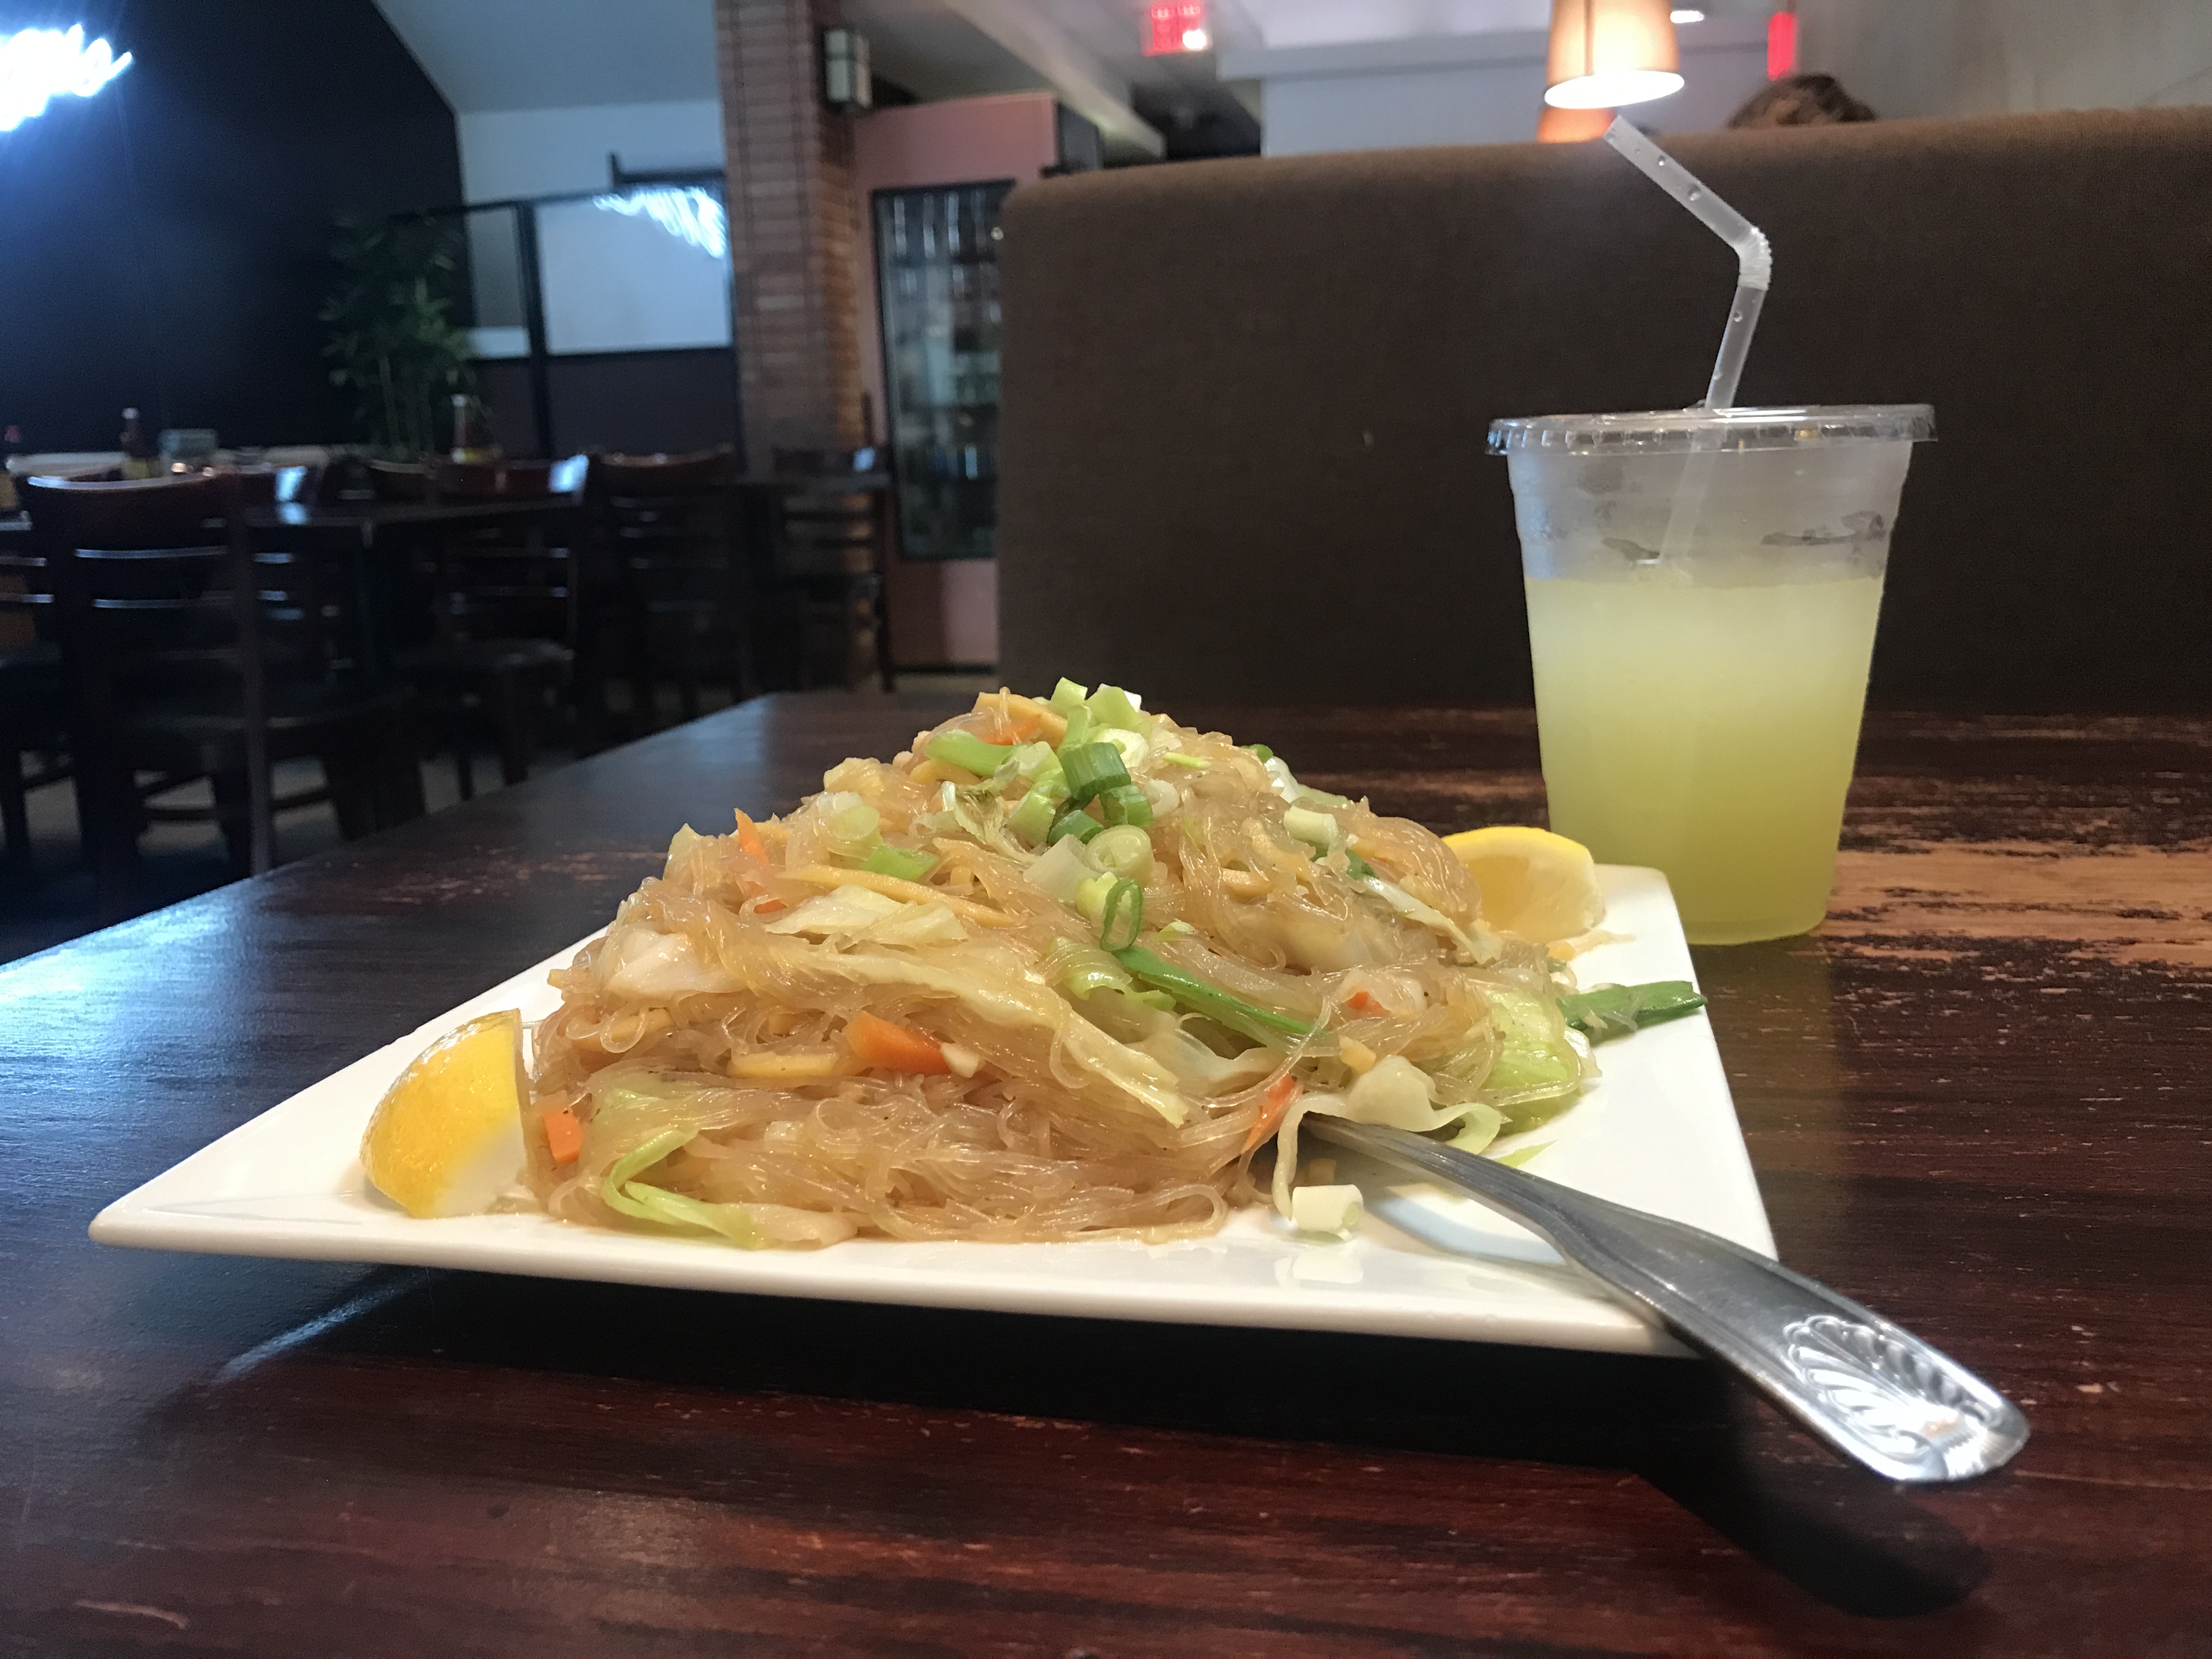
854, 95, 1062, 670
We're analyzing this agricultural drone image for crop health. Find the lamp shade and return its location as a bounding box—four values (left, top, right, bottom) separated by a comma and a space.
1537, 104, 1616, 142
1545, 0, 1682, 109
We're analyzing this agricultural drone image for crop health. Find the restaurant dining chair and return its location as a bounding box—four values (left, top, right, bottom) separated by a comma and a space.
393, 457, 589, 797
0, 532, 69, 870
0, 643, 66, 873
588, 447, 749, 733
762, 451, 894, 693
24, 472, 423, 918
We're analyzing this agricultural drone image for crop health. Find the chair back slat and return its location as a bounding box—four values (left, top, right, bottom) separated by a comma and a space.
575, 447, 749, 726
756, 481, 893, 691
24, 471, 274, 879
20, 471, 423, 911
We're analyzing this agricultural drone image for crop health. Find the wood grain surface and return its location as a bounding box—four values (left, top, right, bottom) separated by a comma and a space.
3, 697, 2207, 1658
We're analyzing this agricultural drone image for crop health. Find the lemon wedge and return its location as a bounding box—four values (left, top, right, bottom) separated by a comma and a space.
360, 1009, 528, 1218
1443, 825, 1606, 945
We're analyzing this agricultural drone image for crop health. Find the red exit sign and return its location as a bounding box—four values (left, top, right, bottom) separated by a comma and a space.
1144, 1, 1210, 55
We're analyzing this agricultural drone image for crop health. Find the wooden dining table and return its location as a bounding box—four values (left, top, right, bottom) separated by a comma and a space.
3, 695, 2205, 1655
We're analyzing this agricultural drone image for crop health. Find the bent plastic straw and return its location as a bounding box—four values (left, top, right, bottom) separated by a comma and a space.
1604, 117, 1771, 409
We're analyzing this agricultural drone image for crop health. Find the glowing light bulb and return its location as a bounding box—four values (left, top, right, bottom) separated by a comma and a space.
1544, 68, 1684, 109
0, 25, 134, 133
1545, 0, 1682, 111
1182, 26, 1210, 50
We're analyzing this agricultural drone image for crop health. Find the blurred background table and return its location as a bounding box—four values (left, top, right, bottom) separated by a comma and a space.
2, 695, 2206, 1655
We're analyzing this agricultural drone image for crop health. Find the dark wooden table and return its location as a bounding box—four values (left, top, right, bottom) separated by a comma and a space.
4, 697, 2207, 1656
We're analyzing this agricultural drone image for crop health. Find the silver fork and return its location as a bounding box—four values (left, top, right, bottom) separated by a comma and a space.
1304, 1117, 2029, 1484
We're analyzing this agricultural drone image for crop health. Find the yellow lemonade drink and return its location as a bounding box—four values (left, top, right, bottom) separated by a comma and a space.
1525, 569, 1884, 944
1488, 404, 1933, 945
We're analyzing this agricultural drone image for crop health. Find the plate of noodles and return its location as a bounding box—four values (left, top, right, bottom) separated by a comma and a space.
94, 683, 1771, 1356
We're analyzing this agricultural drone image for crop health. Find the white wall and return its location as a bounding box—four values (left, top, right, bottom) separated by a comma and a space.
1262, 53, 1552, 151
1240, 0, 1553, 49
458, 98, 724, 202
374, 0, 718, 111
1224, 20, 1770, 157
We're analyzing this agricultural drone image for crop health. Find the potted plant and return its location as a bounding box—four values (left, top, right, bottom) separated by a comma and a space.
320, 216, 475, 460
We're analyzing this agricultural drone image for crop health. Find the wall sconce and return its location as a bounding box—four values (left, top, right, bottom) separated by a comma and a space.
822, 27, 872, 114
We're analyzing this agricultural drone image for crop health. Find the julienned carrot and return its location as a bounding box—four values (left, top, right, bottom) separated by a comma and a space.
1346, 990, 1384, 1015
844, 1010, 952, 1075
1243, 1073, 1302, 1154
734, 809, 769, 862
753, 896, 788, 915
542, 1106, 585, 1165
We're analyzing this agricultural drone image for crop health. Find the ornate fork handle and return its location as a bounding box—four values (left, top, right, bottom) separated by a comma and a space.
1305, 1118, 2029, 1484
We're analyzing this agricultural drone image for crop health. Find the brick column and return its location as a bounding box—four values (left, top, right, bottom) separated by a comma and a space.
715, 0, 866, 462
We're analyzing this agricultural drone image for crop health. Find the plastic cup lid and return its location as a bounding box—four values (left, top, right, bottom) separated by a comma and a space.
1486, 404, 1936, 455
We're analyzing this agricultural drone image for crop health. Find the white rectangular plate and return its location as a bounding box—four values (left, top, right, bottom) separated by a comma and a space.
92, 866, 1771, 1356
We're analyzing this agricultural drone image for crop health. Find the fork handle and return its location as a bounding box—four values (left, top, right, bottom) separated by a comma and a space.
1305, 1118, 2029, 1484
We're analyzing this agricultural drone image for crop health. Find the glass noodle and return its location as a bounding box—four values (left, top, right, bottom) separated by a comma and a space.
522, 686, 1590, 1247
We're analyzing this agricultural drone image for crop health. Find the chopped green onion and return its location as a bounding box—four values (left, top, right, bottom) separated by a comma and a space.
1344, 851, 1376, 881
1559, 981, 1707, 1042
1059, 742, 1131, 808
1008, 779, 1065, 844
1048, 808, 1103, 844
1006, 742, 1060, 785
861, 844, 939, 883
1057, 705, 1098, 752
1098, 878, 1144, 951
1109, 945, 1315, 1048
1090, 823, 1155, 882
1099, 726, 1150, 769
1160, 752, 1209, 770
1283, 805, 1340, 851
926, 730, 1017, 778
1097, 783, 1153, 827
1048, 677, 1089, 716
824, 802, 882, 861
1047, 936, 1133, 998
1073, 873, 1116, 924
1244, 743, 1274, 762
1086, 684, 1150, 733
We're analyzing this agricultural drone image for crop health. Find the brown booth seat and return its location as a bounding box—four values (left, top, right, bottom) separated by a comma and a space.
996, 108, 2212, 711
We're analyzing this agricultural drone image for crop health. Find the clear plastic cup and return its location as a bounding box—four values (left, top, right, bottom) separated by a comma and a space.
1488, 405, 1934, 945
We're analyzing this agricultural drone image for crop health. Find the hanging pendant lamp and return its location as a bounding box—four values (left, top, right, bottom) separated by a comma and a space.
1537, 104, 1616, 142
1544, 0, 1683, 110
